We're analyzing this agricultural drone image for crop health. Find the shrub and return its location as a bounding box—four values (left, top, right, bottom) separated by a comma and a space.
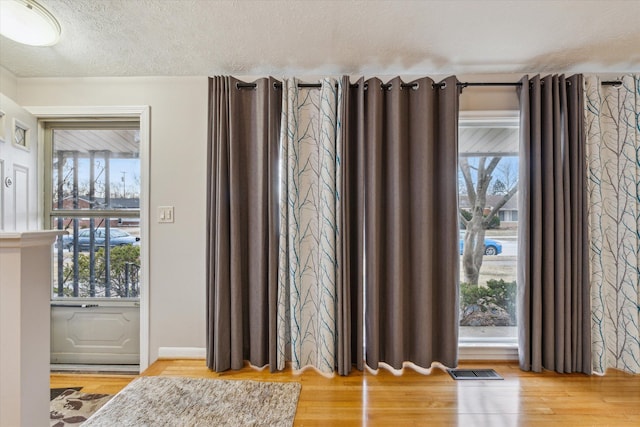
486, 215, 501, 229
460, 279, 517, 326
61, 245, 140, 297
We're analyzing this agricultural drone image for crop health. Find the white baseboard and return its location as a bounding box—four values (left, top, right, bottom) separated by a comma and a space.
155, 346, 516, 363
158, 347, 206, 359
50, 364, 140, 374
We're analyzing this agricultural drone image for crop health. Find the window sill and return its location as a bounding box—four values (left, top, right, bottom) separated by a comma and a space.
459, 341, 518, 361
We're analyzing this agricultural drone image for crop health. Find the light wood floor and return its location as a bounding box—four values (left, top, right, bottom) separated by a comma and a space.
50, 359, 640, 426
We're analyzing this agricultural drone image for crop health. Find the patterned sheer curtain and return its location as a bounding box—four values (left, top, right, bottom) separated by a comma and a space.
585, 75, 640, 375
277, 77, 344, 374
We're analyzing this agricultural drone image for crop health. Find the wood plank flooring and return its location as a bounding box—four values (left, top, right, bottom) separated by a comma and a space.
50, 359, 640, 426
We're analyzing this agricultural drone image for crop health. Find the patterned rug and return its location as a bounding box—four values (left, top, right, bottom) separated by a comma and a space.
50, 389, 113, 427
82, 376, 301, 426
51, 387, 82, 401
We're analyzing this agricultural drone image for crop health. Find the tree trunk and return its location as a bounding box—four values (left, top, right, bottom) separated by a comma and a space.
459, 156, 516, 286
462, 213, 487, 286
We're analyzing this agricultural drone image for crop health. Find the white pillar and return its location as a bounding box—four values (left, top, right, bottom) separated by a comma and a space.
0, 231, 63, 427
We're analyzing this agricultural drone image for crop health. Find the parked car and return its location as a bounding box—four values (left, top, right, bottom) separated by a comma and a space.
61, 228, 140, 251
459, 234, 502, 256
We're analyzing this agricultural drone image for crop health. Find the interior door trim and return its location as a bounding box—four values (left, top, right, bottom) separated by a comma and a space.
27, 105, 150, 372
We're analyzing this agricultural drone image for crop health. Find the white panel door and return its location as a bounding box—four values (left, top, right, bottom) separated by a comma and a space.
44, 123, 141, 368
51, 302, 140, 364
13, 165, 29, 230
0, 93, 38, 231
0, 158, 4, 229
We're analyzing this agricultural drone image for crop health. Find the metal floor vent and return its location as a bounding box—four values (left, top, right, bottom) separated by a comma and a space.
448, 369, 503, 380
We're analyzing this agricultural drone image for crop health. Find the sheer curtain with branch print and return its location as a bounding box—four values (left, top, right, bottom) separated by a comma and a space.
277, 77, 344, 374
585, 75, 640, 375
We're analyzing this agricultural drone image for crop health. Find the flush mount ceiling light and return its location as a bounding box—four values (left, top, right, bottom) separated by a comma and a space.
0, 0, 61, 46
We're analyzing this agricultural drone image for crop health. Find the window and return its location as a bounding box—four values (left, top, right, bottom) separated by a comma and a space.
458, 112, 519, 343
13, 118, 29, 149
45, 122, 141, 299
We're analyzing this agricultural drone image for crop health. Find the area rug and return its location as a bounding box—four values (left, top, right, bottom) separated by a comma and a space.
50, 389, 113, 427
51, 387, 82, 401
82, 376, 301, 427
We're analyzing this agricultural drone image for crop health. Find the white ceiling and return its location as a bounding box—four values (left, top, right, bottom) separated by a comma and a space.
1, 0, 639, 78
53, 128, 139, 156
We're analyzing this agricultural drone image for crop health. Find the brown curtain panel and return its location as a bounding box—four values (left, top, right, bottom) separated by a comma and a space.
351, 76, 460, 370
206, 76, 282, 371
338, 76, 365, 374
207, 75, 459, 374
517, 74, 591, 374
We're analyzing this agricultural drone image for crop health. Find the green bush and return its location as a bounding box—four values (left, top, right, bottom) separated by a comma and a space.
61, 245, 140, 297
460, 209, 472, 227
486, 215, 501, 229
460, 279, 517, 326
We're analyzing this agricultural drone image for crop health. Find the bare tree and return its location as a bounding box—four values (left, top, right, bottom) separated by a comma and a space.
493, 158, 518, 193
459, 156, 517, 285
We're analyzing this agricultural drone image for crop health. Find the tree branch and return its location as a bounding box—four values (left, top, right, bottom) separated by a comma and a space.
485, 183, 518, 223
459, 157, 477, 204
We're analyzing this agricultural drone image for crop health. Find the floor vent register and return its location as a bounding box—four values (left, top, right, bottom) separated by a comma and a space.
447, 369, 503, 380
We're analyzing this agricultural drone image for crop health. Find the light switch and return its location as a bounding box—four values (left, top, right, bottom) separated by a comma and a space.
158, 206, 174, 223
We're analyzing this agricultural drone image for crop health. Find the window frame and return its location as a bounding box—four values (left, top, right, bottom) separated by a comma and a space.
458, 110, 520, 360
43, 120, 142, 299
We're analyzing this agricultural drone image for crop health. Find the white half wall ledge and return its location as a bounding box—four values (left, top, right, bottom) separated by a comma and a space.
158, 347, 206, 360
0, 230, 65, 247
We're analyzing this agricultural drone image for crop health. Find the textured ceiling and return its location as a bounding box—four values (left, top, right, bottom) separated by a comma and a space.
0, 0, 639, 78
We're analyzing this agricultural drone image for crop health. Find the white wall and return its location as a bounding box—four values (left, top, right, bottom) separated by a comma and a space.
17, 76, 208, 363
0, 66, 18, 100
14, 74, 519, 365
457, 73, 520, 111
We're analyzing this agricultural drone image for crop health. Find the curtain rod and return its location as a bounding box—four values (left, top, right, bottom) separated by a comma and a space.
457, 80, 622, 88
235, 80, 623, 90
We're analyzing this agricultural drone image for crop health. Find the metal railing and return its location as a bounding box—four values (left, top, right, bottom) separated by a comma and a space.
53, 226, 140, 298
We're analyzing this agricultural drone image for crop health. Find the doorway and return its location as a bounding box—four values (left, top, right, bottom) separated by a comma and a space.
33, 106, 150, 372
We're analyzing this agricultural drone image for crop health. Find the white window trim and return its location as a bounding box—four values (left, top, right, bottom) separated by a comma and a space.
27, 105, 151, 372
459, 110, 519, 128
